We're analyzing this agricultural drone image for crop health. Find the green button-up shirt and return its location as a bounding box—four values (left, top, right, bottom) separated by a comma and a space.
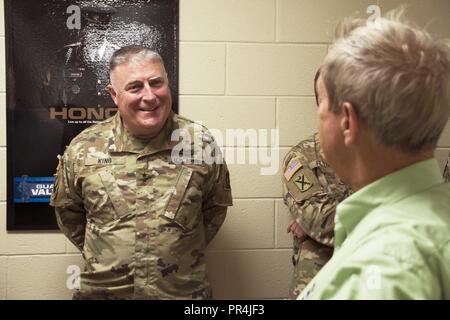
298, 159, 450, 300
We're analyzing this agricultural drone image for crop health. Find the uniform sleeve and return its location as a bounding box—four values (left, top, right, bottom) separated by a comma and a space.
282, 146, 345, 247
283, 182, 337, 247
202, 161, 233, 245
444, 156, 450, 182
50, 148, 86, 251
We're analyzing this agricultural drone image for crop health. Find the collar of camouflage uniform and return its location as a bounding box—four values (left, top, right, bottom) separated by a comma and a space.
108, 110, 177, 155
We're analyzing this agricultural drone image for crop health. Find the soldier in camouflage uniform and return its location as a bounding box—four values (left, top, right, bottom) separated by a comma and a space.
282, 70, 352, 298
50, 45, 232, 299
444, 154, 450, 182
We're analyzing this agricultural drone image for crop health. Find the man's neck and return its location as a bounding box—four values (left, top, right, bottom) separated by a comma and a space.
347, 144, 434, 191
122, 120, 167, 141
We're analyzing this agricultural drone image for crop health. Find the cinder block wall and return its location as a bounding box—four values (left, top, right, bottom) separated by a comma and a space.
1, 0, 449, 300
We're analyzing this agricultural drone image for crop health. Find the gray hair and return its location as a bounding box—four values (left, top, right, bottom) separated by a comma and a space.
109, 45, 164, 72
321, 10, 450, 153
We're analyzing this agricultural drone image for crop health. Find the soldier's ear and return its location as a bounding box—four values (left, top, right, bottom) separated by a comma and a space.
108, 84, 118, 105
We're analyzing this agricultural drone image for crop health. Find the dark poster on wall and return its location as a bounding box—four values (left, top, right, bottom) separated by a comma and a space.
6, 0, 179, 230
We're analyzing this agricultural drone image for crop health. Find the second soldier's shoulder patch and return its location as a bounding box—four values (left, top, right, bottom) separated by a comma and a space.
285, 164, 321, 202
293, 172, 313, 192
284, 157, 303, 181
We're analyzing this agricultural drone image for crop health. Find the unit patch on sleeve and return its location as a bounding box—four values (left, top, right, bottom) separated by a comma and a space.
285, 163, 321, 202
293, 173, 313, 192
284, 158, 303, 182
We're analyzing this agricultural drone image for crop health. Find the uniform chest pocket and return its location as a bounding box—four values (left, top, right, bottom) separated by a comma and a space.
162, 166, 202, 231
82, 170, 131, 224
98, 171, 131, 218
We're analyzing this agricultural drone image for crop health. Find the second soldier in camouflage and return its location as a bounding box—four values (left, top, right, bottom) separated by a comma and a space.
282, 133, 351, 298
282, 70, 352, 298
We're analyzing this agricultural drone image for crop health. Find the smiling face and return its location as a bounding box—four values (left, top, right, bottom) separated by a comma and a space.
108, 59, 172, 139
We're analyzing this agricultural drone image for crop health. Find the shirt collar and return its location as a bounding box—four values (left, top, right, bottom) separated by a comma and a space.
334, 158, 444, 248
108, 111, 178, 155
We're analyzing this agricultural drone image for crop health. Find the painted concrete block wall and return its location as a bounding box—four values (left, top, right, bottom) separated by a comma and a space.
0, 0, 449, 300
178, 0, 450, 300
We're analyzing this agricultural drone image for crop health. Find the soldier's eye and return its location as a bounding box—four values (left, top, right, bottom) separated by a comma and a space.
150, 79, 163, 87
128, 85, 141, 92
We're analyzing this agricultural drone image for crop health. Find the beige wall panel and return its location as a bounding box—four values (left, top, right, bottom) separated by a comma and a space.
179, 96, 276, 147
0, 93, 5, 146
275, 199, 295, 249
0, 257, 6, 299
0, 38, 4, 92
7, 254, 83, 300
180, 0, 276, 42
278, 97, 318, 146
207, 250, 292, 299
227, 44, 326, 96
0, 0, 4, 37
379, 0, 450, 38
225, 147, 282, 198
65, 240, 81, 254
0, 148, 5, 201
0, 204, 66, 255
277, 0, 374, 43
209, 199, 275, 250
180, 43, 225, 95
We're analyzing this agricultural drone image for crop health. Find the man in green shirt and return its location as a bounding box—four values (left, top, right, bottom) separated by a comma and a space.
298, 13, 450, 299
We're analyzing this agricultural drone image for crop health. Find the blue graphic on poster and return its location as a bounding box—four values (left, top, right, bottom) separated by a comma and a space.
14, 176, 55, 203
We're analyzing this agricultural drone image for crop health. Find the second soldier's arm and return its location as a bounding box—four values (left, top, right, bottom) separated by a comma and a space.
283, 183, 337, 247
202, 162, 233, 245
50, 148, 86, 251
281, 138, 350, 248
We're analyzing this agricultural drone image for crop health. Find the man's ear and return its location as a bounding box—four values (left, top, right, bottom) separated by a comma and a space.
107, 84, 118, 105
341, 102, 359, 147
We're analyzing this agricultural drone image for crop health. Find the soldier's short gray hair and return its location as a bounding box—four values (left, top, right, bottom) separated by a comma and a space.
321, 10, 450, 153
109, 45, 164, 72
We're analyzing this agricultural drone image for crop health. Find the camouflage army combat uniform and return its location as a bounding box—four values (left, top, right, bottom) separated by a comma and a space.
282, 133, 351, 298
51, 111, 232, 299
444, 154, 450, 182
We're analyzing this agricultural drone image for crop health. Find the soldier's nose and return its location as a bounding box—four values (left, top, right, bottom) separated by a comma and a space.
142, 86, 157, 102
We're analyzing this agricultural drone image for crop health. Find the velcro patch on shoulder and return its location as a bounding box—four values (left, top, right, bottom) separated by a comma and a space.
286, 167, 321, 202
293, 173, 313, 192
284, 158, 303, 181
